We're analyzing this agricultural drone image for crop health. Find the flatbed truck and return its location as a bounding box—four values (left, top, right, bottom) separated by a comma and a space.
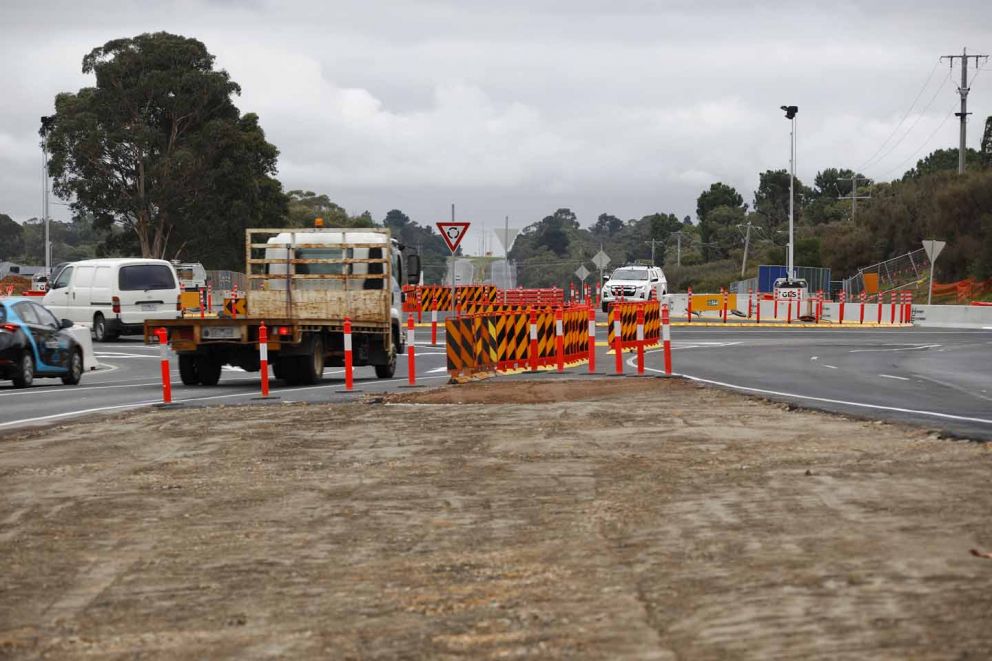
145, 227, 420, 386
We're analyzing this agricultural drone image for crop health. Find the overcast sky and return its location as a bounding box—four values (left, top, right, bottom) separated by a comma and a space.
2, 0, 990, 253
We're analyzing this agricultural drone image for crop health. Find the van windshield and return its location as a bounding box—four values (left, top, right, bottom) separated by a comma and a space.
119, 265, 176, 291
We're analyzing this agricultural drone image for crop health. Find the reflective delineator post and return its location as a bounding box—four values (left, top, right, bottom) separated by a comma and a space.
529, 309, 538, 372
207, 284, 213, 315
587, 307, 596, 373
199, 289, 205, 319
890, 292, 896, 325
344, 317, 354, 390
431, 309, 438, 345
613, 308, 623, 375
687, 285, 693, 323
839, 290, 846, 325
774, 294, 779, 320
756, 292, 762, 324
859, 290, 866, 324
555, 307, 565, 373
747, 288, 753, 318
156, 327, 171, 404
787, 297, 793, 324
722, 288, 728, 323
258, 322, 270, 398
407, 314, 416, 385
877, 294, 883, 325
636, 305, 645, 375
662, 303, 672, 375
232, 283, 239, 319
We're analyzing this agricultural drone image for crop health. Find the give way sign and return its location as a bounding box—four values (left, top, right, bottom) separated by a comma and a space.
436, 221, 471, 253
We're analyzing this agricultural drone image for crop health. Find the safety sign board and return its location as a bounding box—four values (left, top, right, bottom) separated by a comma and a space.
436, 222, 471, 253
224, 297, 247, 316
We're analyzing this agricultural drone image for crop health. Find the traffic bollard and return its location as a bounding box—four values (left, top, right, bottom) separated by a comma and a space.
877, 295, 883, 324
156, 327, 171, 404
207, 285, 213, 314
839, 291, 846, 324
860, 291, 866, 324
431, 309, 438, 345
555, 307, 565, 373
587, 307, 596, 373
687, 286, 693, 323
786, 298, 792, 324
636, 305, 645, 375
890, 292, 896, 325
344, 317, 354, 390
407, 314, 416, 385
200, 289, 205, 319
529, 310, 538, 372
756, 293, 761, 324
613, 309, 623, 375
774, 295, 779, 320
747, 288, 753, 319
258, 322, 270, 398
722, 288, 728, 323
662, 303, 672, 375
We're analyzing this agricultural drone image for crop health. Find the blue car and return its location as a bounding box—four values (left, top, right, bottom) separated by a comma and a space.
0, 297, 83, 388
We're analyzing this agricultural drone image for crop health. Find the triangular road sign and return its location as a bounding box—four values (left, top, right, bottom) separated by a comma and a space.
436, 221, 471, 253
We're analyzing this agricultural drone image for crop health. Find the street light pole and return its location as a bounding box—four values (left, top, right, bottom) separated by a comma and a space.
781, 105, 798, 280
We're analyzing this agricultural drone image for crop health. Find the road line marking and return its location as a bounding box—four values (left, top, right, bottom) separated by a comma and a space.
879, 374, 910, 381
0, 400, 160, 429
822, 364, 838, 369
654, 371, 992, 427
850, 344, 940, 353
427, 366, 448, 374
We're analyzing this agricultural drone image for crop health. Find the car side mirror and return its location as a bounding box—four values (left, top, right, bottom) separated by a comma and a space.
61, 319, 74, 329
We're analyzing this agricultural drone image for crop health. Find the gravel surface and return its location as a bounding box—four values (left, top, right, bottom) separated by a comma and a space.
1, 378, 990, 659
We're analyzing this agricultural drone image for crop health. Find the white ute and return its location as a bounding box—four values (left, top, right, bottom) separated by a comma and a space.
601, 265, 667, 312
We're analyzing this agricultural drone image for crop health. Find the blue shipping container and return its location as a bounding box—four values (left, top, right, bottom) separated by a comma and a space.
758, 265, 789, 293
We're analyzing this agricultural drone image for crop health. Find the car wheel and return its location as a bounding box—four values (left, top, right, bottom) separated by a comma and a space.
61, 350, 83, 385
178, 354, 200, 385
12, 352, 34, 388
196, 356, 222, 386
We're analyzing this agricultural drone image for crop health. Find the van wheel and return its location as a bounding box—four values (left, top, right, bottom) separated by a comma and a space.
12, 352, 34, 388
92, 314, 118, 342
178, 355, 200, 385
196, 356, 222, 386
61, 350, 83, 385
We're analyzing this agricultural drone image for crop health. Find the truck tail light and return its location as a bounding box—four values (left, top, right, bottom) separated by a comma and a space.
112, 296, 121, 314
277, 326, 292, 336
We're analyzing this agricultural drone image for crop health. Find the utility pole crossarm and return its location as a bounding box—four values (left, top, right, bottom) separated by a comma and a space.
939, 48, 989, 174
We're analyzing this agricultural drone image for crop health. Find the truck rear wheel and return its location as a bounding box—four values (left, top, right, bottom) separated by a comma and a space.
196, 356, 222, 386
284, 335, 324, 385
178, 355, 200, 385
374, 327, 398, 379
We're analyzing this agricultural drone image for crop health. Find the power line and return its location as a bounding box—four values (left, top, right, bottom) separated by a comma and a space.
862, 70, 952, 174
855, 59, 942, 172
876, 107, 958, 180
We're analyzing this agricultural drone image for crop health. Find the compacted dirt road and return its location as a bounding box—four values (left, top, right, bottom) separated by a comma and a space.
1, 378, 990, 659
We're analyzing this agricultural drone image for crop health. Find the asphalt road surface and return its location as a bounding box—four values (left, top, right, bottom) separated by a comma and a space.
1, 316, 990, 439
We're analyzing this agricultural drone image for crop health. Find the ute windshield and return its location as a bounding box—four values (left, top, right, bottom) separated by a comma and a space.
610, 268, 650, 281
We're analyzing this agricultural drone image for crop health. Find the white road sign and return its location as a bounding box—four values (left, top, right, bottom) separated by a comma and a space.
592, 250, 611, 270
493, 228, 520, 253
922, 239, 945, 261
436, 221, 471, 253
574, 265, 590, 281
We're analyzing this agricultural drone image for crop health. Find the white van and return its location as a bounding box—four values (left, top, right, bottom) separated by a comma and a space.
43, 259, 180, 341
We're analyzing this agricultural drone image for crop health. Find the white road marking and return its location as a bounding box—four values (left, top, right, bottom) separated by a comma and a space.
427, 366, 448, 374
811, 356, 818, 361
0, 400, 160, 429
850, 344, 940, 353
822, 364, 838, 369
652, 370, 992, 427
879, 374, 910, 381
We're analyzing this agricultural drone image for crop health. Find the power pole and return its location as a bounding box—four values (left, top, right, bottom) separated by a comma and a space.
941, 48, 989, 174
740, 221, 752, 278
838, 174, 872, 218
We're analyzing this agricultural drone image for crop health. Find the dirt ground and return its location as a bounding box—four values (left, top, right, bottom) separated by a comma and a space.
1, 378, 991, 659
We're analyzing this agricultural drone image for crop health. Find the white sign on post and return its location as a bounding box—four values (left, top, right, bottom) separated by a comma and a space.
922, 239, 946, 305
436, 222, 470, 253
591, 250, 610, 271
574, 265, 590, 281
